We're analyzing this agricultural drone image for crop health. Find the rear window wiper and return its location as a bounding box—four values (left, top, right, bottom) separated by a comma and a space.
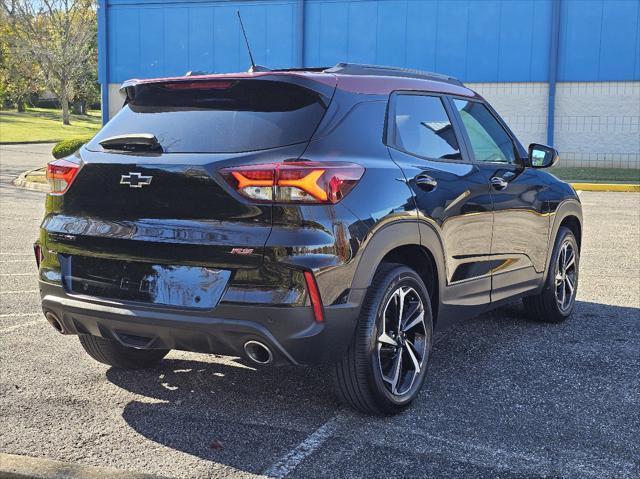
99, 134, 162, 153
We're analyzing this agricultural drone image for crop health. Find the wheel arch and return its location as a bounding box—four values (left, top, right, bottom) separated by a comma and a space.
349, 221, 445, 323
543, 199, 583, 284
559, 214, 582, 250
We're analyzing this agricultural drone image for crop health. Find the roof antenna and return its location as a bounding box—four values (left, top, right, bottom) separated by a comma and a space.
236, 10, 270, 73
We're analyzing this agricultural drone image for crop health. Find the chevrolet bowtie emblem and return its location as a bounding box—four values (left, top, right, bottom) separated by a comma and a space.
120, 172, 153, 188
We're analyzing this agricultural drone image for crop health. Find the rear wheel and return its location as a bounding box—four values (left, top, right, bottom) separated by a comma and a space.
523, 226, 579, 322
334, 264, 433, 415
78, 334, 169, 369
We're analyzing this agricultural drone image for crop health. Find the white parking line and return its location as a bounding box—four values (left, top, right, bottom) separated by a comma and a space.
0, 290, 38, 294
0, 253, 32, 256
263, 415, 341, 478
0, 259, 33, 263
0, 273, 35, 276
0, 320, 41, 334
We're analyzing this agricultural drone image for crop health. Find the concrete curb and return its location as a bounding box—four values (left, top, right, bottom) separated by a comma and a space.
570, 182, 640, 192
0, 140, 58, 145
12, 168, 49, 193
0, 453, 173, 479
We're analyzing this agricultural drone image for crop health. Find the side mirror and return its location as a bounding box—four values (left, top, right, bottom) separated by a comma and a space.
528, 143, 559, 168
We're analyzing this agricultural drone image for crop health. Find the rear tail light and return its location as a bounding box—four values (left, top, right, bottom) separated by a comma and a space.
220, 161, 364, 204
304, 271, 324, 322
47, 157, 81, 194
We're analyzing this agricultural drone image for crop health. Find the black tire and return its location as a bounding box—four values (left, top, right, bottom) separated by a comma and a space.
334, 263, 433, 415
78, 334, 169, 369
523, 226, 579, 323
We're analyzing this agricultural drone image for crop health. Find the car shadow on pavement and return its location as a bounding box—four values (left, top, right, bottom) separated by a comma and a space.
105, 299, 639, 475
106, 357, 340, 471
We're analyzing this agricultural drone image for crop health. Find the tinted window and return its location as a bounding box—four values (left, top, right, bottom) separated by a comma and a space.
391, 94, 461, 161
89, 80, 327, 153
453, 100, 515, 163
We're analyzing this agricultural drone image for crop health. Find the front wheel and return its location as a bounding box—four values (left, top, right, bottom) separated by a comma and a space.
334, 264, 433, 415
523, 226, 579, 322
78, 334, 169, 369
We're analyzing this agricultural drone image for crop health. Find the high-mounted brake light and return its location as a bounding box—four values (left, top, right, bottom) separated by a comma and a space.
164, 81, 235, 90
221, 162, 364, 204
46, 157, 81, 194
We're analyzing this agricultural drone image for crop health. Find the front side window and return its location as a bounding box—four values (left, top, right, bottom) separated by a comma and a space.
391, 94, 461, 161
453, 100, 515, 164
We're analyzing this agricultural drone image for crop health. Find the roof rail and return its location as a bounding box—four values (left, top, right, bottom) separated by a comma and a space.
270, 66, 330, 73
324, 63, 464, 86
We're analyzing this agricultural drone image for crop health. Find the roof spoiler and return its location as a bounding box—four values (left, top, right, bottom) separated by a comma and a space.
119, 72, 337, 105
99, 133, 162, 153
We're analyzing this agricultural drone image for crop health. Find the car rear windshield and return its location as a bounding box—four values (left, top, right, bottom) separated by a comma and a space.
88, 80, 329, 153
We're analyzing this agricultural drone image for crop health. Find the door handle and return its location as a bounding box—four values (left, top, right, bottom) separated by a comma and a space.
490, 176, 508, 190
414, 174, 438, 191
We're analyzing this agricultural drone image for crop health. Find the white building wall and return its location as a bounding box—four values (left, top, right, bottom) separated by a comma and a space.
469, 81, 640, 169
554, 82, 640, 169
106, 81, 640, 169
108, 84, 126, 120
466, 82, 549, 149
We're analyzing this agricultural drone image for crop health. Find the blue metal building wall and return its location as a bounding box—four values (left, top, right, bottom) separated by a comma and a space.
100, 0, 640, 84
559, 0, 640, 81
103, 0, 299, 82
304, 0, 555, 81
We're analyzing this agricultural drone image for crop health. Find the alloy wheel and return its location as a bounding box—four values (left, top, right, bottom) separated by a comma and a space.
555, 240, 577, 313
376, 286, 428, 397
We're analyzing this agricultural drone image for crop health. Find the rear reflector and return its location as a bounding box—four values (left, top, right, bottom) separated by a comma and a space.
304, 271, 324, 322
47, 158, 81, 194
33, 243, 43, 268
221, 161, 364, 204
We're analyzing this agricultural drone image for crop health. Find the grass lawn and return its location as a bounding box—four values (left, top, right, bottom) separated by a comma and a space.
0, 107, 101, 143
551, 167, 640, 183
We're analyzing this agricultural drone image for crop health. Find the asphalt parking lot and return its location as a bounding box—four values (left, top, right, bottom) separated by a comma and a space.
1, 144, 639, 478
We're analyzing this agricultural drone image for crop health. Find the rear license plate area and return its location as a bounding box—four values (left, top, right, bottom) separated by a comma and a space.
60, 255, 231, 309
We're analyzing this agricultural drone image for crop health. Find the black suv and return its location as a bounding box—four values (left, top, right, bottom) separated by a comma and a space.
36, 64, 582, 415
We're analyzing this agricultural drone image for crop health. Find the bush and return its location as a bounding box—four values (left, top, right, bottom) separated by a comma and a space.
52, 136, 93, 159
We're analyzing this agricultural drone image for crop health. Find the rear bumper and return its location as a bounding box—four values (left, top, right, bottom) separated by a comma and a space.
39, 281, 360, 366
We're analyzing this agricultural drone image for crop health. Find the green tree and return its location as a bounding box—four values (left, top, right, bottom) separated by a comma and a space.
2, 0, 97, 125
71, 13, 98, 115
0, 7, 43, 111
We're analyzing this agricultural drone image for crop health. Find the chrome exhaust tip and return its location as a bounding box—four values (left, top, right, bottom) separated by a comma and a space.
243, 340, 273, 365
44, 311, 66, 334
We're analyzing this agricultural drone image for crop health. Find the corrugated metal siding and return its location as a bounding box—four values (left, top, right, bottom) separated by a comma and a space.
559, 0, 640, 81
104, 0, 640, 83
303, 0, 554, 81
107, 0, 298, 81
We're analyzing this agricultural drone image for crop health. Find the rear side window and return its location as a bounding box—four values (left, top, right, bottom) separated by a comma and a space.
390, 94, 461, 161
453, 99, 515, 164
89, 80, 328, 153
